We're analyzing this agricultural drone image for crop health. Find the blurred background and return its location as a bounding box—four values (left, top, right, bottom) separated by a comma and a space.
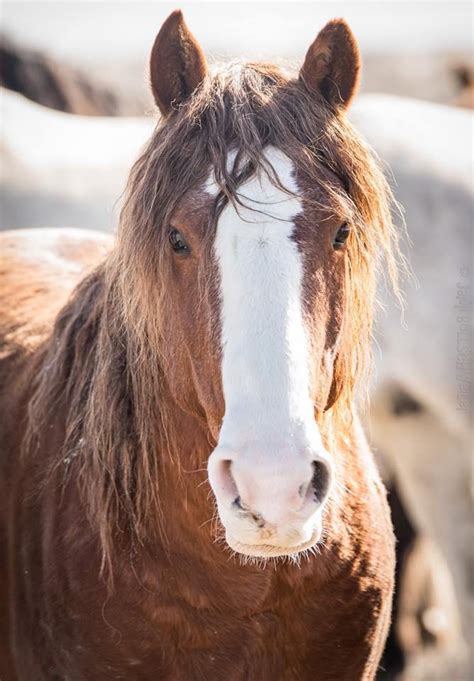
1, 2, 473, 680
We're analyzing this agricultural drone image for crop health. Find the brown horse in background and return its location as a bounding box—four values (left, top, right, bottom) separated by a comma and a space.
0, 12, 400, 680
0, 34, 122, 115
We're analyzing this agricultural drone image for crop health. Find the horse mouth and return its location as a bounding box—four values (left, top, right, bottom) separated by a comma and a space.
226, 527, 321, 559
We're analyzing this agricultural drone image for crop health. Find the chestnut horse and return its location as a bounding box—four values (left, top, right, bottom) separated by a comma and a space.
0, 12, 400, 680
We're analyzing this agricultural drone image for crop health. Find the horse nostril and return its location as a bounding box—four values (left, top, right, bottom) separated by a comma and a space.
311, 460, 331, 505
251, 512, 265, 528
232, 495, 243, 510
232, 495, 265, 528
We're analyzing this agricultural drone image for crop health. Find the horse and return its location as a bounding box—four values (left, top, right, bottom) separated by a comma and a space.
350, 94, 474, 675
0, 12, 400, 680
2, 98, 471, 681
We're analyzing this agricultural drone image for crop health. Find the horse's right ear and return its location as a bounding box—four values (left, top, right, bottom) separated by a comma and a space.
150, 10, 208, 116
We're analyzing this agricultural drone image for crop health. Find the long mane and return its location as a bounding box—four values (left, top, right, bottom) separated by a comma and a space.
26, 62, 403, 571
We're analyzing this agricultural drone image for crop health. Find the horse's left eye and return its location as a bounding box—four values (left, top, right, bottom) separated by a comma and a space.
333, 223, 350, 250
169, 229, 189, 254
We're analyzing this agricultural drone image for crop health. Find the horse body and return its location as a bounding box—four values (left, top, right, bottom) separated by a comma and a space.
1, 13, 396, 680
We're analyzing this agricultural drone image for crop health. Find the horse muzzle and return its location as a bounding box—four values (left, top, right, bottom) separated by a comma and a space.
208, 443, 334, 558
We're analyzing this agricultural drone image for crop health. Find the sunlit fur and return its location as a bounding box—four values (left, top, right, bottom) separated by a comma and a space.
25, 61, 403, 576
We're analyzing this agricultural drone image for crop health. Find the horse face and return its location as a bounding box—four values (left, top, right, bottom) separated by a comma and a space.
151, 11, 361, 558
162, 147, 350, 558
207, 148, 350, 558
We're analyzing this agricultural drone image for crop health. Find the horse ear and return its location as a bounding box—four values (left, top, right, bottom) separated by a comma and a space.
150, 10, 208, 116
299, 19, 361, 110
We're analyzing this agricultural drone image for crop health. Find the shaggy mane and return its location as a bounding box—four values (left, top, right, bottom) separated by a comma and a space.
26, 62, 403, 572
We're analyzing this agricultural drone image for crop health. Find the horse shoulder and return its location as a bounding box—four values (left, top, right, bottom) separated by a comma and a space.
0, 226, 112, 477
0, 227, 111, 356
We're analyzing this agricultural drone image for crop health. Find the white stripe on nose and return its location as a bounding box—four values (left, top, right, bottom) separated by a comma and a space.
214, 147, 320, 448
208, 147, 332, 543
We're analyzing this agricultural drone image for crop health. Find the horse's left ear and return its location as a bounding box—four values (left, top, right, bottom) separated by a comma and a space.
150, 10, 208, 116
299, 19, 361, 110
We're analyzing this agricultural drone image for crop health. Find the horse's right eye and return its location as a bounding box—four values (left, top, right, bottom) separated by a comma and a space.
169, 229, 189, 254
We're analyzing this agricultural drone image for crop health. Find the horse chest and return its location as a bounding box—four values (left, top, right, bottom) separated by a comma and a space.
59, 573, 376, 681
72, 590, 321, 680
106, 563, 338, 675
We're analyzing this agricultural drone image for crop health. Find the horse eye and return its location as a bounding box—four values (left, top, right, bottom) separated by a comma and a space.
169, 229, 189, 254
333, 223, 350, 250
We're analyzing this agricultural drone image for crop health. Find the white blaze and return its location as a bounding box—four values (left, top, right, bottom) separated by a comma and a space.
212, 147, 321, 456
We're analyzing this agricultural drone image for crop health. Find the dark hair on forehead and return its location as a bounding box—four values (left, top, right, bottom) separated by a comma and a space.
133, 61, 351, 219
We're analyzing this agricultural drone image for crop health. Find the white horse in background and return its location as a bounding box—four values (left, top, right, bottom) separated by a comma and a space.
0, 88, 153, 231
1, 88, 472, 678
351, 95, 473, 677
